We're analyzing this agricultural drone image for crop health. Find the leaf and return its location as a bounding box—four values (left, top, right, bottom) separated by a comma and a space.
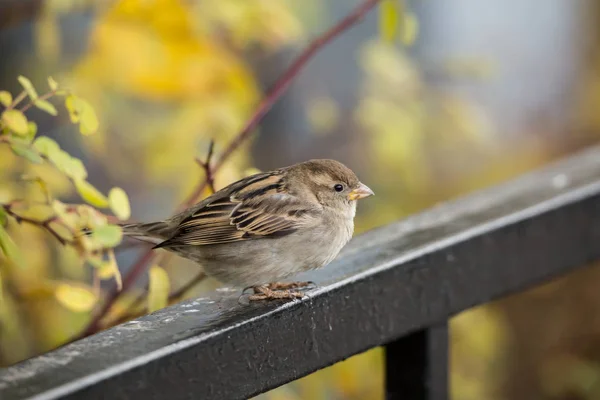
65, 95, 81, 123
91, 224, 122, 247
0, 91, 12, 107
79, 99, 99, 135
95, 250, 122, 290
74, 179, 109, 208
34, 99, 58, 116
10, 141, 43, 164
108, 187, 131, 221
48, 76, 58, 91
401, 12, 419, 46
54, 283, 98, 312
2, 109, 29, 135
0, 206, 6, 225
148, 266, 170, 313
379, 0, 401, 42
65, 95, 99, 135
70, 158, 88, 180
26, 121, 38, 141
0, 225, 25, 268
17, 75, 38, 100
33, 136, 60, 157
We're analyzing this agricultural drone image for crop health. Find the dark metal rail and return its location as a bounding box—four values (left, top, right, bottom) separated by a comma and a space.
3, 146, 600, 400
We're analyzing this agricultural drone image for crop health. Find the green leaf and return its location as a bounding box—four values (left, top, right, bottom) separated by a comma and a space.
108, 187, 131, 221
79, 99, 99, 135
91, 224, 122, 247
54, 283, 98, 312
34, 99, 58, 116
148, 266, 170, 313
2, 109, 29, 135
379, 0, 401, 42
10, 140, 43, 164
48, 76, 58, 91
65, 95, 99, 135
67, 157, 88, 181
26, 121, 38, 141
17, 75, 38, 100
74, 179, 109, 208
46, 149, 87, 180
0, 91, 12, 107
65, 95, 80, 123
0, 225, 25, 268
33, 136, 60, 157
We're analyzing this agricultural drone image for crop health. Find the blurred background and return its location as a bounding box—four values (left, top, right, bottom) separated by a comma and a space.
2, 0, 600, 399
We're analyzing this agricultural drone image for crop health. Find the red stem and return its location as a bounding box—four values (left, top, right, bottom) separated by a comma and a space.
182, 0, 382, 208
78, 0, 382, 339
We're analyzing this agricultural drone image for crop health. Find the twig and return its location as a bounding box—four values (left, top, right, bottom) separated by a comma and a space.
19, 90, 58, 114
180, 0, 382, 209
2, 203, 74, 245
195, 140, 216, 194
78, 0, 382, 338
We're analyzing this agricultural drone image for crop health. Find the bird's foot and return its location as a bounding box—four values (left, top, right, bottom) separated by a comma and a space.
264, 281, 315, 291
242, 281, 316, 296
248, 285, 304, 301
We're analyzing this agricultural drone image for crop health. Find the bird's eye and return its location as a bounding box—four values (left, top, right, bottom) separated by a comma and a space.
334, 184, 344, 192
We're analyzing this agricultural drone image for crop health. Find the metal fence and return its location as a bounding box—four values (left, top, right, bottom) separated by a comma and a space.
3, 145, 600, 400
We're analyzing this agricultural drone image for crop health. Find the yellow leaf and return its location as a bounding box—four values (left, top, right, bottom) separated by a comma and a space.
108, 187, 131, 221
0, 91, 12, 107
379, 0, 401, 42
34, 99, 58, 116
2, 109, 29, 135
95, 250, 122, 290
0, 225, 25, 268
17, 75, 38, 100
91, 224, 122, 247
65, 95, 81, 123
54, 282, 98, 312
65, 95, 99, 135
48, 76, 58, 91
148, 266, 170, 313
401, 12, 419, 46
79, 99, 99, 135
74, 179, 109, 208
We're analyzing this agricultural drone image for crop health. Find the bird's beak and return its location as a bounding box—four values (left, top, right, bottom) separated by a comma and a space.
348, 183, 374, 201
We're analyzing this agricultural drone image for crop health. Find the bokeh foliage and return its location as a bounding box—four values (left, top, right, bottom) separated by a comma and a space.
2, 1, 600, 400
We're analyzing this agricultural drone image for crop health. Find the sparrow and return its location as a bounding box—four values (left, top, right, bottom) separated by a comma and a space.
121, 159, 373, 301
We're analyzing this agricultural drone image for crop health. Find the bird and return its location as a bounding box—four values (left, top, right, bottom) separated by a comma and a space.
120, 159, 373, 301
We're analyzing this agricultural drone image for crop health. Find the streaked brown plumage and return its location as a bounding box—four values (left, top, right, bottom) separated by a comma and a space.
121, 159, 373, 300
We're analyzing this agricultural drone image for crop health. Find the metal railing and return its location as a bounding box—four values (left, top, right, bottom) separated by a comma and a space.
3, 145, 600, 400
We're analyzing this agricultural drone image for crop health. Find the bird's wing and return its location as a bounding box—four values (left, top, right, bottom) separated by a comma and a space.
155, 171, 319, 248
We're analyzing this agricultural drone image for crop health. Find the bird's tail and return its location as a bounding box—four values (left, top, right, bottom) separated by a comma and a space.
119, 221, 172, 245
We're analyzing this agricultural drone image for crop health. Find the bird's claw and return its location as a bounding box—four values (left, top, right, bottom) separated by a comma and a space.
239, 281, 317, 302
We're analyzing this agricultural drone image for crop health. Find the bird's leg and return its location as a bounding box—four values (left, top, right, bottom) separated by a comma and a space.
248, 285, 304, 301
264, 281, 315, 291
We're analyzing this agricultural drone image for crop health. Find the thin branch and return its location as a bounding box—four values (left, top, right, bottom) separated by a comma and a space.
181, 0, 381, 209
2, 203, 74, 245
19, 89, 57, 113
78, 0, 382, 338
195, 139, 216, 194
